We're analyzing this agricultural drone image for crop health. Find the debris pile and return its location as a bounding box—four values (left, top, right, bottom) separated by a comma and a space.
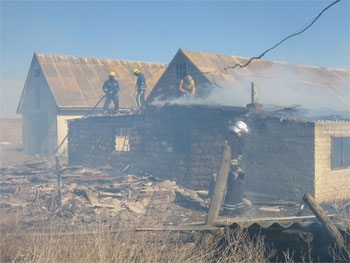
0, 160, 208, 228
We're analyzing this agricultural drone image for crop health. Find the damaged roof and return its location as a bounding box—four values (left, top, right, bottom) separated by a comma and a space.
151, 49, 349, 113
18, 53, 167, 111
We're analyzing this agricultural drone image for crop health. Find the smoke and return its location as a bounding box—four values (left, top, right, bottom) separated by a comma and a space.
0, 79, 24, 118
151, 64, 349, 118
150, 83, 251, 107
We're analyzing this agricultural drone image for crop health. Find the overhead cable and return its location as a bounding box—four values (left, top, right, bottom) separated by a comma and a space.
224, 0, 342, 71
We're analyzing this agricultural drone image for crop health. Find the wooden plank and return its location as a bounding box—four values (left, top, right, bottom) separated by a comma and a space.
136, 224, 220, 232
206, 145, 231, 224
303, 193, 345, 249
98, 191, 122, 198
83, 189, 99, 206
272, 104, 301, 112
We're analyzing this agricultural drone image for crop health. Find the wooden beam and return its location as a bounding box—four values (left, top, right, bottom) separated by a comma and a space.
206, 145, 231, 224
303, 193, 345, 249
136, 224, 220, 232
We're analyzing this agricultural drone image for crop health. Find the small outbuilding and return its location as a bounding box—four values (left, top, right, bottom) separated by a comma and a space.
16, 53, 166, 155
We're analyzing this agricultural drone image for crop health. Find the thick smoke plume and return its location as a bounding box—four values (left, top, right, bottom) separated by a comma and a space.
151, 64, 349, 119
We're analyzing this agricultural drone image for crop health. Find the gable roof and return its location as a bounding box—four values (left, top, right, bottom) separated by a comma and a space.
150, 49, 349, 113
17, 53, 167, 112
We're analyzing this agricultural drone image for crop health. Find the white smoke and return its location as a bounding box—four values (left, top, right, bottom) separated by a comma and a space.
150, 83, 251, 107
151, 64, 349, 117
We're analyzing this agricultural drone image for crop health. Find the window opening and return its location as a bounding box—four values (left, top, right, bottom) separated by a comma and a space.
331, 137, 350, 169
115, 128, 130, 152
175, 63, 187, 84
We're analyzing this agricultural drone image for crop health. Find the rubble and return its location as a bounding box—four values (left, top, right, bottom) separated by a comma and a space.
0, 159, 209, 229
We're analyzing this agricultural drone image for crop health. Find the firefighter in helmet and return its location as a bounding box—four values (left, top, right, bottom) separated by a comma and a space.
223, 120, 249, 216
178, 75, 196, 100
133, 68, 146, 107
102, 71, 120, 114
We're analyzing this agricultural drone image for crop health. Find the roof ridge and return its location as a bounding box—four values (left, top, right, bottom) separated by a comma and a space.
180, 49, 349, 72
34, 52, 166, 65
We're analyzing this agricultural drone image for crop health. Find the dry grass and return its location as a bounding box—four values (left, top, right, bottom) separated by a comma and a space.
1, 209, 349, 262
0, 222, 274, 263
329, 210, 350, 263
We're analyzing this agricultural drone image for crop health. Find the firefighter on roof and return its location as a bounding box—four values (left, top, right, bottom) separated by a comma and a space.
133, 68, 146, 107
178, 75, 196, 100
102, 71, 120, 114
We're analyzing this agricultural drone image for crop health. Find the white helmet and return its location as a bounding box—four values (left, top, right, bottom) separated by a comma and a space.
230, 121, 249, 134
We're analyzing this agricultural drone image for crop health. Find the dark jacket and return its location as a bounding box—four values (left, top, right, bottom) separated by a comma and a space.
103, 78, 119, 96
136, 73, 146, 91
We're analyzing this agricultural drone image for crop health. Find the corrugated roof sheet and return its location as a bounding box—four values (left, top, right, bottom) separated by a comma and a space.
214, 217, 319, 230
35, 53, 167, 109
182, 50, 350, 112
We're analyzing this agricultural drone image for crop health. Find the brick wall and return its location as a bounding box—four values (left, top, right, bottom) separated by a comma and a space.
68, 107, 349, 203
68, 106, 244, 190
68, 114, 145, 168
244, 115, 316, 202
314, 121, 350, 202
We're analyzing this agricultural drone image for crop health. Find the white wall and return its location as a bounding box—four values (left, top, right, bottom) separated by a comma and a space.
56, 115, 83, 155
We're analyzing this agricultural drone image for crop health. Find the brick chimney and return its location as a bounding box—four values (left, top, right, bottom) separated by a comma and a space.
246, 82, 263, 112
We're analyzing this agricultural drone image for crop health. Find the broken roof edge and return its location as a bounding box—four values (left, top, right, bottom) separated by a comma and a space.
261, 109, 350, 122
146, 103, 249, 117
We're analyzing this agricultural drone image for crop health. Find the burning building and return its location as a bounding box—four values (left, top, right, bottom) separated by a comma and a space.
63, 49, 349, 203
18, 50, 350, 205
67, 104, 349, 204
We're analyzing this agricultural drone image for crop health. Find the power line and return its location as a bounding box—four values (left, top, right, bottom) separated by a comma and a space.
224, 0, 342, 71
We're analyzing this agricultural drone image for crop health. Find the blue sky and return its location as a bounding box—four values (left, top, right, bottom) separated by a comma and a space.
1, 0, 349, 118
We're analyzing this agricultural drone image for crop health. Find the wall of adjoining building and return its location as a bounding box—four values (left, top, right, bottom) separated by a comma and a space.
20, 59, 58, 155
244, 115, 316, 202
314, 121, 350, 202
56, 115, 85, 155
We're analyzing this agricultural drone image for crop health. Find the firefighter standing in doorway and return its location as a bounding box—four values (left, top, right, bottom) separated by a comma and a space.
223, 120, 249, 216
102, 71, 120, 114
133, 68, 146, 107
178, 75, 196, 100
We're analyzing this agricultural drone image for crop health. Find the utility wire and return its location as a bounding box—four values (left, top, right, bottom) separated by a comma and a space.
224, 0, 341, 71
